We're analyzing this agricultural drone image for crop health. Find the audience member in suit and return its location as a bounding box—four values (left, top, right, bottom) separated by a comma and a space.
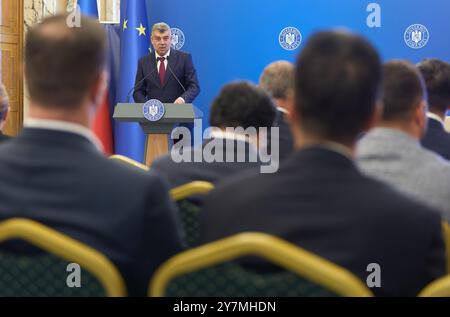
418, 59, 450, 160
200, 31, 445, 297
0, 15, 182, 296
259, 61, 295, 160
357, 61, 450, 221
152, 82, 276, 193
0, 84, 11, 143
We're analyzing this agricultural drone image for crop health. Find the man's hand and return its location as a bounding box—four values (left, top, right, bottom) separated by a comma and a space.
174, 97, 185, 104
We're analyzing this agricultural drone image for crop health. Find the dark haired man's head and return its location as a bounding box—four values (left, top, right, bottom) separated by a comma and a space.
25, 14, 107, 125
209, 82, 276, 130
379, 60, 427, 139
417, 58, 450, 118
291, 30, 382, 148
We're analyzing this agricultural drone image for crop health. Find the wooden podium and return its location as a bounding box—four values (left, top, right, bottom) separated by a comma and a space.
113, 103, 201, 167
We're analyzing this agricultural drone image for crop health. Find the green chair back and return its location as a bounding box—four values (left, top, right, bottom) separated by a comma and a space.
0, 219, 126, 297
150, 233, 373, 297
170, 181, 214, 248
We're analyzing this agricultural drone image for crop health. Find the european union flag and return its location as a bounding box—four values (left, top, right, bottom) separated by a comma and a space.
77, 0, 99, 18
115, 0, 150, 162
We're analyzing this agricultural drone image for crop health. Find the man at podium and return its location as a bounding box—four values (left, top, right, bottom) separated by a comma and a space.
133, 22, 200, 105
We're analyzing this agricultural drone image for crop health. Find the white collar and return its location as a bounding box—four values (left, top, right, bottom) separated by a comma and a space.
427, 112, 445, 127
208, 129, 259, 151
155, 49, 171, 60
209, 129, 251, 143
277, 107, 290, 115
24, 118, 103, 152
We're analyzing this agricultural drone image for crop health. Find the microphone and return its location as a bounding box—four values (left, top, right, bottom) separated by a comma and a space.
166, 55, 186, 94
126, 66, 158, 103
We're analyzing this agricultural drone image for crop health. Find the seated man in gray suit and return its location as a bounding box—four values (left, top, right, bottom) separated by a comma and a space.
152, 82, 276, 191
357, 60, 450, 222
259, 61, 295, 160
0, 84, 10, 143
0, 15, 182, 296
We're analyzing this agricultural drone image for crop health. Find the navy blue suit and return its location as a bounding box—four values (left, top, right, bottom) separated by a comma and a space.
267, 109, 294, 161
0, 128, 183, 296
133, 50, 200, 104
200, 147, 445, 296
0, 133, 10, 144
152, 139, 260, 191
421, 117, 450, 160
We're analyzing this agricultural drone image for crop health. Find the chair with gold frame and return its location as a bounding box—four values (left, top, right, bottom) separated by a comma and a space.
109, 154, 149, 171
408, 222, 450, 297
442, 222, 450, 273
149, 232, 373, 297
419, 275, 450, 297
0, 218, 126, 297
170, 181, 214, 248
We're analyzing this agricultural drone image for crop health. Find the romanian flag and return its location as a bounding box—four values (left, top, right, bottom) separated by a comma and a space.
78, 0, 114, 155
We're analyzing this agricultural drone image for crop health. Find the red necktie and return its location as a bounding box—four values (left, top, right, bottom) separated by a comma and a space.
158, 57, 166, 85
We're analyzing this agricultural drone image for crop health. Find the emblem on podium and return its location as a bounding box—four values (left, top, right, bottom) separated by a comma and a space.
143, 99, 165, 122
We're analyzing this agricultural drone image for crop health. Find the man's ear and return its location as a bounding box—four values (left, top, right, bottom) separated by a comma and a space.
364, 101, 383, 132
285, 91, 295, 114
286, 101, 299, 126
415, 99, 428, 136
89, 70, 108, 109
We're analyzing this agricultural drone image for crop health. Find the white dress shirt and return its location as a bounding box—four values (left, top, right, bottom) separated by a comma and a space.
155, 49, 170, 74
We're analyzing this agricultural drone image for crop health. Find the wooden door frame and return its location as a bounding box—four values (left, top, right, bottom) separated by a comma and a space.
0, 0, 24, 136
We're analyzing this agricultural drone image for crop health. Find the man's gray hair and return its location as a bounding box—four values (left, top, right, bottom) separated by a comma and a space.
0, 83, 9, 120
259, 61, 295, 99
152, 22, 171, 34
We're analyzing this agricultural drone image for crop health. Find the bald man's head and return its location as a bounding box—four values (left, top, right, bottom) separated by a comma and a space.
259, 61, 295, 100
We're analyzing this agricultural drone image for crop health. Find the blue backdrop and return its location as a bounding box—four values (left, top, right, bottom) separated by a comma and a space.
145, 0, 450, 127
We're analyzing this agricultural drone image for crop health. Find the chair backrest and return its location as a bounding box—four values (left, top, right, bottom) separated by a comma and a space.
109, 154, 149, 171
387, 223, 450, 297
170, 181, 215, 201
0, 218, 126, 297
419, 275, 450, 297
443, 222, 450, 273
149, 232, 373, 297
170, 181, 214, 248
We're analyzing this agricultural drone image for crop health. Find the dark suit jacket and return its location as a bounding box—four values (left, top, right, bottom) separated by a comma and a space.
267, 109, 294, 161
0, 128, 183, 296
200, 147, 445, 296
133, 50, 200, 104
152, 138, 260, 191
421, 117, 450, 160
0, 132, 10, 144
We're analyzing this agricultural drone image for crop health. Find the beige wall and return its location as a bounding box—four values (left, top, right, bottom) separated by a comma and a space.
99, 0, 120, 23
24, 0, 65, 31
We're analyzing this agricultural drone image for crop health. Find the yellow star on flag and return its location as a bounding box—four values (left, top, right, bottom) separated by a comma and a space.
123, 19, 128, 31
136, 23, 146, 36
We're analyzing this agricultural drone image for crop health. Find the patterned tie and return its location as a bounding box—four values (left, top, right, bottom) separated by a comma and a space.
158, 57, 166, 85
